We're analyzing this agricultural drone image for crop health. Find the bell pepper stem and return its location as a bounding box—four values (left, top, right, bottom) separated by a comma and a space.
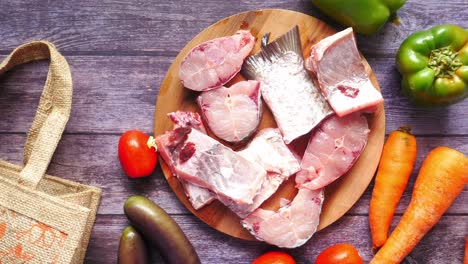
428, 47, 462, 78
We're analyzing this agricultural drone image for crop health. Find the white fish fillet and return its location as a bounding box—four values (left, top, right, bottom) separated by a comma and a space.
305, 28, 383, 116
159, 116, 301, 216
167, 111, 215, 210
156, 127, 266, 206
179, 30, 255, 91
241, 188, 324, 248
197, 80, 262, 143
296, 112, 369, 190
231, 128, 300, 218
237, 128, 300, 176
242, 26, 333, 144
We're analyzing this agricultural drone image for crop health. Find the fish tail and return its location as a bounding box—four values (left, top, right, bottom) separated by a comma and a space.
242, 25, 302, 80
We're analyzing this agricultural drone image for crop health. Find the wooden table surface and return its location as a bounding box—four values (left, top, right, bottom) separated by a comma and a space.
0, 1, 467, 263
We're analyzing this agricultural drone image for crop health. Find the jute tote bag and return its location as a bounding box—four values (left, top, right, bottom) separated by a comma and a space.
0, 41, 102, 263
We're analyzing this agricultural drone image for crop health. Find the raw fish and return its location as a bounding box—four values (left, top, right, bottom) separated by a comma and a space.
305, 28, 383, 116
241, 188, 324, 248
296, 112, 369, 190
158, 117, 301, 217
167, 111, 215, 209
242, 26, 332, 143
179, 30, 255, 91
232, 128, 300, 217
168, 111, 207, 134
156, 127, 267, 206
197, 80, 261, 143
237, 128, 299, 177
240, 113, 369, 248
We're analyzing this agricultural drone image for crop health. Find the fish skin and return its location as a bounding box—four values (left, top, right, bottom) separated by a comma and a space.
305, 27, 383, 117
242, 26, 332, 144
165, 111, 215, 210
296, 112, 369, 190
179, 30, 255, 92
197, 80, 262, 143
156, 127, 267, 206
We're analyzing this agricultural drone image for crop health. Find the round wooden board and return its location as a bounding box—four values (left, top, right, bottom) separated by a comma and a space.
154, 9, 385, 241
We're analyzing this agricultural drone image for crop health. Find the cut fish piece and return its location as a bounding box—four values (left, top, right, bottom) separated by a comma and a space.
155, 127, 267, 206
305, 27, 383, 117
166, 111, 214, 209
197, 80, 262, 143
168, 111, 207, 134
182, 183, 216, 210
241, 188, 324, 248
179, 30, 255, 91
296, 112, 369, 190
237, 128, 300, 176
218, 172, 285, 219
231, 128, 300, 218
242, 26, 333, 144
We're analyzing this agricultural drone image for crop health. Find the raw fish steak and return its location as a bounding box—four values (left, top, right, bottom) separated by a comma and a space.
242, 26, 333, 144
167, 111, 215, 209
231, 128, 300, 217
305, 27, 383, 116
179, 30, 255, 91
241, 188, 324, 248
155, 127, 267, 206
296, 112, 369, 190
197, 80, 262, 143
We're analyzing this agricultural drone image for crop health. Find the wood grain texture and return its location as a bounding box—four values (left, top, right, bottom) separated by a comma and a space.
0, 1, 466, 57
86, 214, 468, 263
0, 0, 467, 263
0, 57, 467, 135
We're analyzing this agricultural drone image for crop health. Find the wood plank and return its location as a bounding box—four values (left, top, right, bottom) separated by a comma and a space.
1, 134, 466, 215
1, 56, 468, 135
86, 214, 468, 263
0, 56, 169, 134
0, 1, 466, 56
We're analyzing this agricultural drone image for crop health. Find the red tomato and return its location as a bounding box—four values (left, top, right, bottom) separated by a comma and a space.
252, 251, 296, 264
118, 130, 157, 178
315, 243, 363, 264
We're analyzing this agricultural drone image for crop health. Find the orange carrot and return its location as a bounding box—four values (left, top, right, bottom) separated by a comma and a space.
370, 146, 468, 264
369, 126, 417, 249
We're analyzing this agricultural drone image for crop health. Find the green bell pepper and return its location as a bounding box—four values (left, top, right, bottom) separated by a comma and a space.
311, 0, 406, 35
396, 24, 468, 106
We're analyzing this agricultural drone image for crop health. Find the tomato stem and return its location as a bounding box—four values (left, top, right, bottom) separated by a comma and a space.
147, 136, 158, 151
397, 126, 412, 134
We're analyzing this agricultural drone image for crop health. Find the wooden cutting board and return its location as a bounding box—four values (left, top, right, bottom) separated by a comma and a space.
154, 9, 385, 241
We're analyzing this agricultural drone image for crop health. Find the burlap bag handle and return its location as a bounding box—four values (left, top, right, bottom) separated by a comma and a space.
0, 41, 72, 189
